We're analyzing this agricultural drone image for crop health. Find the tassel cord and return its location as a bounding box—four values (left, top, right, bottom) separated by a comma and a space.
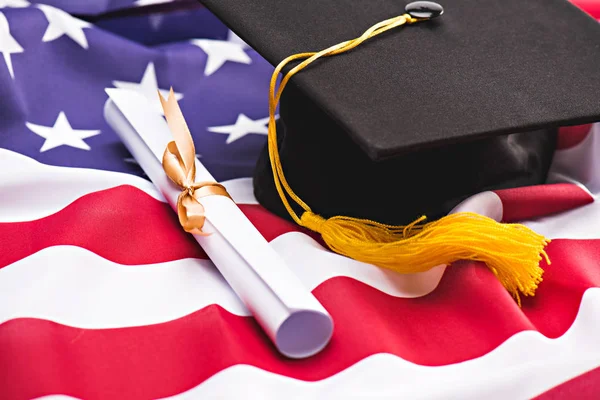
267, 14, 417, 224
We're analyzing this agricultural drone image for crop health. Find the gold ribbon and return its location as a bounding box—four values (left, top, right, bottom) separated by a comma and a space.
158, 88, 231, 236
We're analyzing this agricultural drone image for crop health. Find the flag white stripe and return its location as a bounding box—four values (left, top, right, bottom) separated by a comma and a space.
221, 176, 258, 204
33, 397, 76, 400
272, 232, 445, 297
0, 233, 446, 328
549, 123, 600, 195
0, 246, 250, 326
524, 199, 600, 239
0, 149, 163, 221
0, 149, 256, 222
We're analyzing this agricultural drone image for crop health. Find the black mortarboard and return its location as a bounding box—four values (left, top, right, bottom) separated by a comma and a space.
198, 0, 600, 302
200, 0, 600, 224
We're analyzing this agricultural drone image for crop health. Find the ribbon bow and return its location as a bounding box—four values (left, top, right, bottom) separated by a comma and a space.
159, 88, 231, 235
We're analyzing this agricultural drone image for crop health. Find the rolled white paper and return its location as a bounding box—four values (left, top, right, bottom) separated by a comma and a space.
104, 89, 333, 359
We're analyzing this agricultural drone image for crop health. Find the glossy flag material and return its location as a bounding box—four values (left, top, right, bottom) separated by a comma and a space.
0, 1, 599, 399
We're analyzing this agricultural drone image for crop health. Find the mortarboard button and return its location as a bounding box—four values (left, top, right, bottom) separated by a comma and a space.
405, 1, 444, 19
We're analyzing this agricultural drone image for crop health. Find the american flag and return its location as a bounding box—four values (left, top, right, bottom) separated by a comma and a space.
1, 1, 600, 399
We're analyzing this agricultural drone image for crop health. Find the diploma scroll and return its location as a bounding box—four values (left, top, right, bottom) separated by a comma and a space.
104, 89, 333, 359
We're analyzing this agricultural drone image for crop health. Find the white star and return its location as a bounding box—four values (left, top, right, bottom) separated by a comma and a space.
0, 12, 23, 79
190, 39, 251, 76
112, 62, 183, 116
208, 114, 271, 144
37, 4, 91, 49
0, 0, 30, 7
26, 112, 100, 152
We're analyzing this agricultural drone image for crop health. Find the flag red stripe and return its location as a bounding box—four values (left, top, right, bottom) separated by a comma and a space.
0, 185, 205, 267
571, 0, 600, 18
556, 124, 594, 150
494, 183, 593, 223
534, 365, 600, 399
0, 239, 598, 399
0, 186, 305, 269
1, 184, 591, 269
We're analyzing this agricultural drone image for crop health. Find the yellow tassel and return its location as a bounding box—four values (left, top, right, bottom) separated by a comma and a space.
300, 211, 549, 306
266, 13, 551, 305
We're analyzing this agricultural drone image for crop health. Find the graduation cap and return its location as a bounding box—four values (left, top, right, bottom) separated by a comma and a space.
199, 0, 600, 303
